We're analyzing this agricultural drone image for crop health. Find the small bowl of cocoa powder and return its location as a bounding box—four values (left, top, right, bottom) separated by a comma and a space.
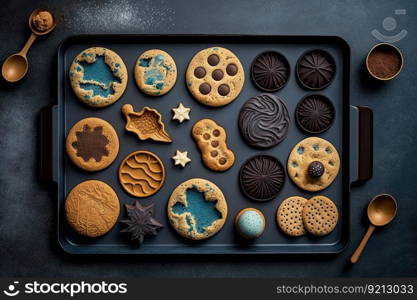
366, 43, 403, 81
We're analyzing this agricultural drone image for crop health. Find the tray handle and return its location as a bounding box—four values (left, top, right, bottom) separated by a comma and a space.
350, 105, 373, 184
40, 105, 58, 183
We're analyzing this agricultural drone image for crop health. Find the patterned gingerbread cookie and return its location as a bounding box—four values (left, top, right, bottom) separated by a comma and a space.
134, 49, 177, 96
69, 47, 128, 107
287, 137, 340, 192
186, 47, 244, 107
66, 117, 119, 171
167, 178, 228, 240
302, 195, 339, 236
65, 180, 120, 237
192, 119, 235, 171
276, 196, 308, 237
119, 150, 165, 198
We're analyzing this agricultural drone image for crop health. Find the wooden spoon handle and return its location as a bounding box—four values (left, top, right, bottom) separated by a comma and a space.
19, 33, 37, 57
350, 224, 375, 264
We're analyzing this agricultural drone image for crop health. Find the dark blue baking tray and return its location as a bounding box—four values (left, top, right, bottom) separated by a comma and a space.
41, 35, 372, 254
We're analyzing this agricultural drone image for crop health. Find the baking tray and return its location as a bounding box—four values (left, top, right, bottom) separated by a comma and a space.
41, 35, 373, 254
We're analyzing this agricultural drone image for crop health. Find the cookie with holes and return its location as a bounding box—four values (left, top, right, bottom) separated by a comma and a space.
167, 178, 228, 240
69, 47, 128, 107
66, 117, 119, 171
287, 137, 340, 192
186, 47, 244, 107
192, 119, 235, 171
302, 195, 339, 236
276, 196, 308, 237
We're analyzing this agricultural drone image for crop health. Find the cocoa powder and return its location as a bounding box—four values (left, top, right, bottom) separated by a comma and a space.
368, 45, 402, 79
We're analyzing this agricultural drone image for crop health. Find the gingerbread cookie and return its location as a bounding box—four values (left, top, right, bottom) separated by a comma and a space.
66, 117, 119, 171
119, 150, 165, 198
235, 208, 266, 239
167, 178, 228, 240
192, 119, 235, 171
302, 195, 338, 236
276, 196, 308, 237
69, 47, 128, 107
65, 180, 120, 237
122, 104, 172, 143
186, 47, 244, 107
287, 137, 340, 192
134, 49, 177, 96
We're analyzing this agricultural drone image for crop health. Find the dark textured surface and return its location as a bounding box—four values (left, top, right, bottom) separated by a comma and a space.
0, 0, 416, 278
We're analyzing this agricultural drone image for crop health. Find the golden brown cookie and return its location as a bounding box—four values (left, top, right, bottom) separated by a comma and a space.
66, 117, 119, 171
276, 196, 308, 237
287, 137, 340, 192
65, 180, 120, 237
186, 47, 244, 107
134, 49, 177, 96
167, 178, 228, 240
122, 104, 172, 143
119, 150, 165, 198
191, 119, 235, 171
302, 195, 338, 236
69, 47, 128, 107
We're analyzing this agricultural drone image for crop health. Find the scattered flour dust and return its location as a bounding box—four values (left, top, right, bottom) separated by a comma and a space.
62, 0, 175, 31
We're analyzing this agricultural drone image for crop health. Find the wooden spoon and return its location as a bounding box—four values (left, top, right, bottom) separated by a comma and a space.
1, 8, 56, 82
350, 194, 397, 263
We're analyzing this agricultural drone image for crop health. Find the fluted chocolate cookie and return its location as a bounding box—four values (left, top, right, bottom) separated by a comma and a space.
239, 155, 285, 202
251, 51, 290, 92
238, 94, 290, 148
296, 49, 336, 90
296, 94, 335, 134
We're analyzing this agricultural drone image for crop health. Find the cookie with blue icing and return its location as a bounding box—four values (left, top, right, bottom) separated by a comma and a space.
69, 47, 128, 107
167, 178, 228, 240
235, 208, 266, 239
134, 49, 177, 96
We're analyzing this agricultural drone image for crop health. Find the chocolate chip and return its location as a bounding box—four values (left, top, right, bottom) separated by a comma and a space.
208, 54, 220, 66
212, 69, 224, 81
211, 140, 219, 147
194, 67, 206, 78
212, 129, 220, 137
203, 133, 211, 140
226, 63, 238, 76
218, 84, 230, 96
308, 161, 324, 177
211, 150, 218, 157
199, 83, 211, 95
219, 157, 227, 165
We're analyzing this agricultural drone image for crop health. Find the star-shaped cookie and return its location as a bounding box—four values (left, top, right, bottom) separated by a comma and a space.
172, 103, 191, 123
172, 150, 191, 167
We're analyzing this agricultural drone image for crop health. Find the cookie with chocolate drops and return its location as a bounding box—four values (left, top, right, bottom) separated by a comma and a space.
167, 178, 228, 240
66, 117, 119, 171
135, 49, 177, 96
186, 47, 244, 107
287, 137, 340, 192
69, 47, 128, 107
302, 195, 339, 236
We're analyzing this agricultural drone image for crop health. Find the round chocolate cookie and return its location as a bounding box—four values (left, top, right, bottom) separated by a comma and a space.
238, 94, 290, 148
239, 155, 285, 202
251, 51, 290, 92
295, 94, 335, 134
296, 49, 336, 90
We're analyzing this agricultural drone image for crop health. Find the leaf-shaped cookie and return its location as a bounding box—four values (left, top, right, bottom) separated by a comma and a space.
122, 104, 172, 143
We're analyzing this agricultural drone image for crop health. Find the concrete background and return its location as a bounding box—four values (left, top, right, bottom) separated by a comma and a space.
0, 0, 416, 277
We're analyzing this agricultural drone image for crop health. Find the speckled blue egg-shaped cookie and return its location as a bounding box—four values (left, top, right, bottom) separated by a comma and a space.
69, 47, 128, 107
235, 208, 266, 239
134, 49, 177, 96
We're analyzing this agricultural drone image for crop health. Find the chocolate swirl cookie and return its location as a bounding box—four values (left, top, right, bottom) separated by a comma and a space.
251, 51, 290, 92
296, 94, 335, 133
296, 49, 336, 90
239, 155, 285, 201
238, 94, 290, 148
